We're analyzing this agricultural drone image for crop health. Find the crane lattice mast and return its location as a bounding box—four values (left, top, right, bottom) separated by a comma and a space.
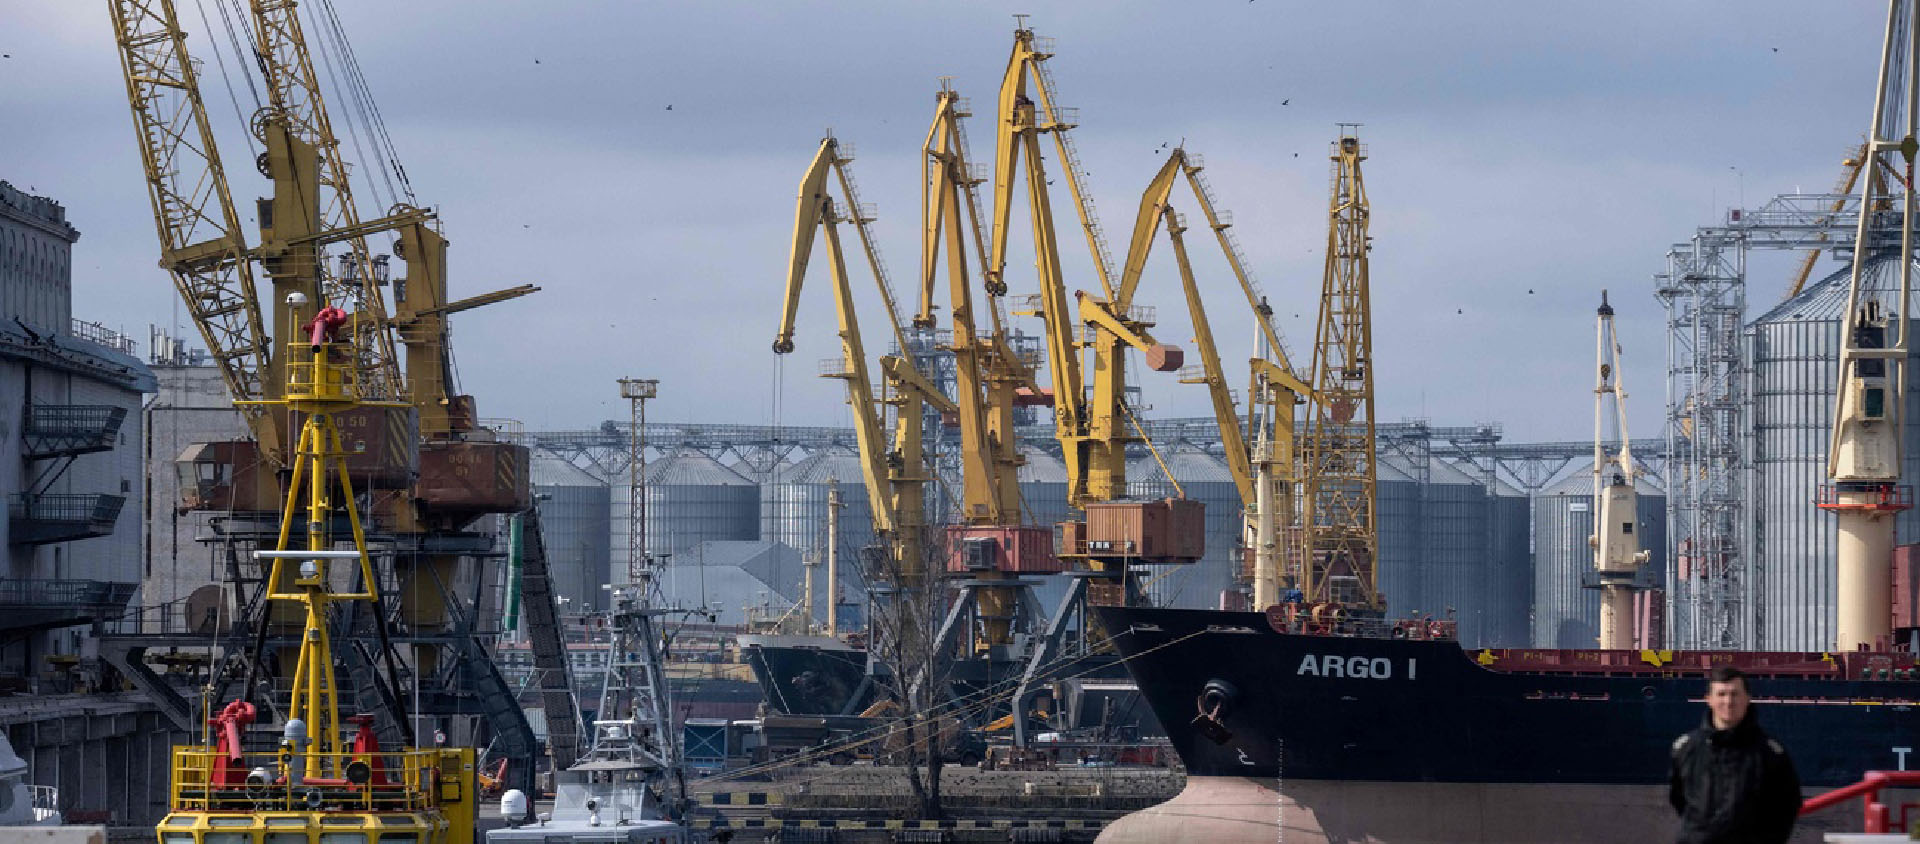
1301, 129, 1381, 610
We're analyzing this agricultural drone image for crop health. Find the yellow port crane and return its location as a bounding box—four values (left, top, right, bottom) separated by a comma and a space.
1300, 129, 1383, 610
986, 22, 1195, 590
110, 0, 545, 799
1784, 140, 1885, 301
775, 135, 955, 596
1120, 147, 1315, 610
1819, 0, 1917, 652
917, 83, 1056, 656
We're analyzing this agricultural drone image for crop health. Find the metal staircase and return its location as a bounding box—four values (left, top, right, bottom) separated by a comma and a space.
514, 505, 584, 769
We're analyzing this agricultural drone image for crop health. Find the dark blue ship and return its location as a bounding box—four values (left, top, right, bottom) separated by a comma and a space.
1092, 605, 1919, 843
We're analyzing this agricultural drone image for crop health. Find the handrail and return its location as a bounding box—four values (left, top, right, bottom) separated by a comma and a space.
1799, 769, 1920, 833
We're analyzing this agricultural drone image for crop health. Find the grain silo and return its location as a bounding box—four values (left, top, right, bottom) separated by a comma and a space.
1750, 253, 1920, 650
1018, 445, 1076, 614
1127, 446, 1239, 609
1372, 455, 1424, 620
610, 446, 758, 584
1532, 465, 1666, 648
759, 446, 876, 569
1416, 458, 1494, 645
531, 448, 611, 613
1486, 476, 1534, 648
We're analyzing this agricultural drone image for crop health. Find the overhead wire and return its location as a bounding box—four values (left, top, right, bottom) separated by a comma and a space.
192, 0, 261, 161
694, 625, 1205, 785
312, 0, 415, 205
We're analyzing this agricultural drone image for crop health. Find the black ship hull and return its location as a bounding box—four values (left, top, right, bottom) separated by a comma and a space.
1093, 605, 1918, 843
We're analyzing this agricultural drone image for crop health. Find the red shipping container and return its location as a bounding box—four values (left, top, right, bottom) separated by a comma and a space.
944, 525, 1061, 574
1084, 498, 1205, 564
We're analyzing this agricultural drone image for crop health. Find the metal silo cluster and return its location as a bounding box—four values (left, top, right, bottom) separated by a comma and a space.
1374, 455, 1532, 648
530, 448, 612, 613
1748, 254, 1920, 650
609, 446, 759, 576
758, 446, 877, 569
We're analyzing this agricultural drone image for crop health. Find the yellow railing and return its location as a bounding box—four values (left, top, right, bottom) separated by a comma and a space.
283, 343, 360, 404
169, 746, 461, 813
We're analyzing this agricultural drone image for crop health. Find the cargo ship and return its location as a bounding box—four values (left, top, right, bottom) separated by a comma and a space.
1092, 604, 1916, 843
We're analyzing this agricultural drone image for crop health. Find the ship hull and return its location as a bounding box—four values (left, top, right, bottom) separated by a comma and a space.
1097, 775, 1850, 843
1094, 605, 1917, 843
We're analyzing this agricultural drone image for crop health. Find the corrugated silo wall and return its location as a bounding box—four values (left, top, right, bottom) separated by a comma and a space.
1751, 315, 1920, 650
1020, 479, 1074, 614
1418, 480, 1492, 645
1488, 493, 1533, 648
1374, 474, 1421, 624
611, 479, 759, 575
1533, 487, 1666, 648
1533, 492, 1595, 648
536, 480, 611, 613
760, 476, 876, 568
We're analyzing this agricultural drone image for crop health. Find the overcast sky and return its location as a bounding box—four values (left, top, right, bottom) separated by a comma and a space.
0, 1, 1891, 445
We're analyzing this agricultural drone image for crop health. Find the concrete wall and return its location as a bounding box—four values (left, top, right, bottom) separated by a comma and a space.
0, 694, 188, 828
139, 363, 246, 611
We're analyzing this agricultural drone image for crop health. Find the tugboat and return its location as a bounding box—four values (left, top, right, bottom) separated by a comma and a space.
154, 313, 477, 842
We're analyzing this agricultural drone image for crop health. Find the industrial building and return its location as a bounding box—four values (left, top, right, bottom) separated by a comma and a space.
0, 180, 181, 828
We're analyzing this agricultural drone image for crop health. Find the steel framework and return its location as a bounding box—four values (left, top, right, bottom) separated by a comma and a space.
1656, 190, 1887, 649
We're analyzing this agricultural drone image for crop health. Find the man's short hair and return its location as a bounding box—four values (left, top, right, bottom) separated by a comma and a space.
1707, 664, 1747, 689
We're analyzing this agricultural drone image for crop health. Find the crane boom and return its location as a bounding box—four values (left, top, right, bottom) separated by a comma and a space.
990, 24, 1181, 510
924, 87, 1025, 523
248, 0, 403, 399
109, 0, 275, 451
1117, 146, 1311, 610
776, 136, 947, 589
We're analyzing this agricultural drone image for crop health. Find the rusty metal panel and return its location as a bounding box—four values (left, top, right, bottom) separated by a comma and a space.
1085, 499, 1204, 564
291, 405, 419, 487
943, 525, 1061, 574
1894, 544, 1920, 630
416, 440, 532, 515
174, 440, 280, 513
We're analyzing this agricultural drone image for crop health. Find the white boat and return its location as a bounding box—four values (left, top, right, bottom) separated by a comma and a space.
0, 733, 60, 826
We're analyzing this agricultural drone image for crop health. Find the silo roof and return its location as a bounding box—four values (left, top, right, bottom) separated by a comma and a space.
1129, 446, 1236, 484
531, 449, 606, 487
777, 446, 868, 485
1541, 461, 1665, 496
1751, 251, 1905, 325
1017, 447, 1069, 483
643, 446, 754, 485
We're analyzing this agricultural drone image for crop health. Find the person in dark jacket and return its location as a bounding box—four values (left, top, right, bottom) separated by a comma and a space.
1669, 665, 1802, 844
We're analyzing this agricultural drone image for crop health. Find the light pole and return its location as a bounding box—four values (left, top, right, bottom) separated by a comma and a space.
617, 378, 658, 590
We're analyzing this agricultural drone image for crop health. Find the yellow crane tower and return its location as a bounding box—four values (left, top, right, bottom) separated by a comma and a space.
917, 83, 1058, 657
775, 135, 955, 600
1119, 147, 1315, 611
1819, 0, 1917, 652
1300, 129, 1383, 611
987, 21, 1199, 600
